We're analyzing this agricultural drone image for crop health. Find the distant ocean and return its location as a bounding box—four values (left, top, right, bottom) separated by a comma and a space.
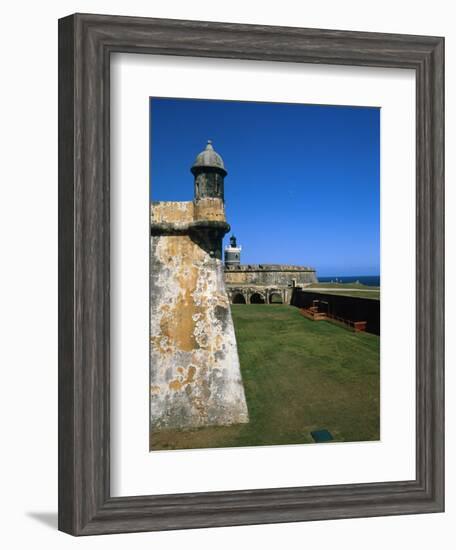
318, 275, 380, 287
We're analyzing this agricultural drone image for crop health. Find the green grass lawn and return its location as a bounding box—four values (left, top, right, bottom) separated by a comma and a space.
150, 305, 380, 451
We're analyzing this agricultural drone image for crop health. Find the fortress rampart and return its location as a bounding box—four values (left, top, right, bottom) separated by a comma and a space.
149, 143, 249, 434
225, 264, 317, 287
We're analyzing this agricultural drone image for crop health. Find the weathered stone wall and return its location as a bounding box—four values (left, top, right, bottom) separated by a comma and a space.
150, 201, 249, 433
194, 197, 226, 222
224, 264, 318, 287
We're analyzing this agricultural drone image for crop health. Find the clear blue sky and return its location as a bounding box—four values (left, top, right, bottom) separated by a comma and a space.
150, 98, 380, 277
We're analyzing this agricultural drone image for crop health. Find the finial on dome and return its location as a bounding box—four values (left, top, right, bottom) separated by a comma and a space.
191, 139, 226, 175
191, 139, 227, 200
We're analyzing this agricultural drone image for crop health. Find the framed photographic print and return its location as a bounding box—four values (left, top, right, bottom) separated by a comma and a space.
58, 13, 444, 535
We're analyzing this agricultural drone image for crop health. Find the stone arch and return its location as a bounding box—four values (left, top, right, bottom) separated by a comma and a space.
269, 292, 283, 304
250, 292, 265, 304
232, 293, 246, 304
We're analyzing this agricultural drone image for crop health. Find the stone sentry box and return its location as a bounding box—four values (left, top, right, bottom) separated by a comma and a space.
150, 141, 249, 434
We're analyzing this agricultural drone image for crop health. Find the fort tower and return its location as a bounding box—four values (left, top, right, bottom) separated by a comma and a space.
150, 141, 249, 434
191, 139, 227, 201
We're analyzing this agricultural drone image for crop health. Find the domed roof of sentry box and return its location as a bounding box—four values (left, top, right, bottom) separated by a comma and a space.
191, 140, 227, 175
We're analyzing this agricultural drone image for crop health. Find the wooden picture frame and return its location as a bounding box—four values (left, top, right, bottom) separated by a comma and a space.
58, 13, 444, 535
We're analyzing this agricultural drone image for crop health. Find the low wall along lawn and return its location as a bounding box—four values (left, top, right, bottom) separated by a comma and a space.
291, 289, 380, 335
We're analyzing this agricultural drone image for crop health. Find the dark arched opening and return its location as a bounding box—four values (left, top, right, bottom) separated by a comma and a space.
250, 293, 265, 304
269, 293, 283, 304
232, 293, 246, 304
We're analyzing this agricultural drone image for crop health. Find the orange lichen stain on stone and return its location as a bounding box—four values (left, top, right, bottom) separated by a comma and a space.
153, 234, 212, 355
168, 364, 198, 392
150, 385, 161, 394
162, 238, 199, 352
168, 379, 183, 391
186, 365, 196, 384
150, 334, 172, 355
214, 334, 223, 350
